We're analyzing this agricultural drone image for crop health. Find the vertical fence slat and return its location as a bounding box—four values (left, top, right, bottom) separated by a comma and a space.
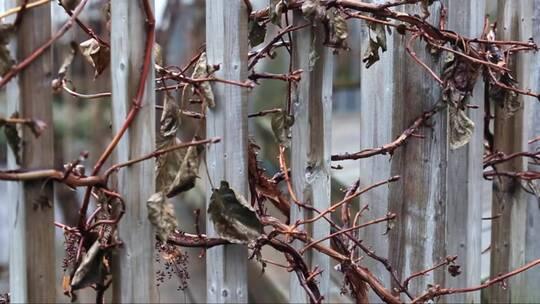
2, 1, 55, 302
488, 0, 538, 302
111, 1, 156, 302
290, 14, 333, 302
445, 1, 485, 303
358, 0, 395, 299
205, 1, 249, 302
386, 2, 447, 296
520, 4, 540, 301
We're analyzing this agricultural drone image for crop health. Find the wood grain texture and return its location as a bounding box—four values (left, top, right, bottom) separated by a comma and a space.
111, 1, 157, 302
290, 13, 333, 303
445, 1, 484, 303
488, 1, 540, 302
386, 2, 447, 298
2, 1, 55, 302
358, 1, 395, 300
205, 1, 249, 302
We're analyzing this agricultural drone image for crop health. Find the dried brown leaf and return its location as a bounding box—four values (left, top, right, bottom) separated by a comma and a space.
79, 38, 110, 79
166, 144, 202, 198
208, 181, 264, 244
0, 24, 15, 75
70, 240, 109, 290
147, 192, 178, 242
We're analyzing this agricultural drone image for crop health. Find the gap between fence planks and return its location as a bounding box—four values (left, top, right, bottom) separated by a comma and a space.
2, 0, 55, 302
290, 11, 333, 303
205, 1, 250, 302
110, 1, 157, 302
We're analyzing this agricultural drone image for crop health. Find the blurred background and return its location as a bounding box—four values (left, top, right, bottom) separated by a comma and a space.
0, 0, 497, 303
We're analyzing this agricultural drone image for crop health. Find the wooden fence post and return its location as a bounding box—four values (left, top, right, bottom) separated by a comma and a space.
488, 0, 540, 302
445, 1, 485, 303
110, 1, 156, 302
205, 1, 249, 302
386, 2, 447, 296
358, 1, 395, 300
290, 13, 333, 303
1, 1, 55, 302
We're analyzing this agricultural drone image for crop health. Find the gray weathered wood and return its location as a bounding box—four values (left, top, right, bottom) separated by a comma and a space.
290, 14, 333, 303
444, 1, 485, 303
358, 1, 395, 300
205, 1, 249, 302
110, 1, 156, 302
2, 1, 55, 302
386, 2, 447, 297
488, 0, 540, 302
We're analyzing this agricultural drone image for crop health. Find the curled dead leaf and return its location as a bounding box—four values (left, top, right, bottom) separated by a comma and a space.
79, 38, 110, 79
166, 144, 202, 198
363, 21, 387, 68
147, 192, 178, 242
71, 240, 109, 290
208, 181, 264, 244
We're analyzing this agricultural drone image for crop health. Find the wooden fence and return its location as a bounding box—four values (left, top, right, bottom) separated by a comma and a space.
1, 0, 540, 303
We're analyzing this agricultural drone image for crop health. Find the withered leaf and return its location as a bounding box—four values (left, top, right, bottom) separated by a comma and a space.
448, 264, 462, 277
270, 0, 285, 26
208, 181, 264, 244
147, 192, 178, 242
183, 52, 215, 108
420, 0, 434, 19
4, 112, 21, 165
159, 94, 179, 139
326, 8, 348, 49
79, 38, 110, 79
448, 105, 474, 150
271, 110, 294, 145
57, 41, 78, 78
0, 24, 15, 75
248, 20, 266, 48
301, 0, 325, 20
363, 21, 387, 69
154, 42, 164, 67
156, 94, 184, 192
156, 138, 185, 194
248, 139, 290, 220
166, 144, 202, 198
70, 240, 109, 290
441, 52, 480, 149
28, 119, 47, 137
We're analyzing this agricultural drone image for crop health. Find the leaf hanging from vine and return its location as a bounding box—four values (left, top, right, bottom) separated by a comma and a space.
248, 20, 266, 47
4, 112, 21, 165
183, 52, 215, 108
325, 8, 348, 49
208, 181, 264, 244
147, 192, 178, 242
79, 38, 110, 79
271, 110, 294, 146
166, 144, 202, 198
70, 240, 110, 291
0, 24, 15, 76
363, 21, 387, 68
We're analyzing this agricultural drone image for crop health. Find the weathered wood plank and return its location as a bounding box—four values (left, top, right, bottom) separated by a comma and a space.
357, 1, 395, 300
205, 1, 249, 302
488, 0, 540, 302
1, 1, 55, 302
110, 1, 156, 302
290, 13, 333, 303
386, 2, 447, 297
445, 1, 485, 303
